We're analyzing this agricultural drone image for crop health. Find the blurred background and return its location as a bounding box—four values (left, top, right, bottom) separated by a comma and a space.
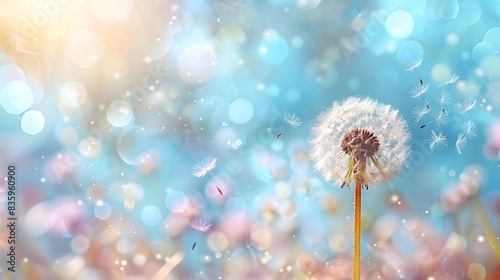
1, 0, 500, 279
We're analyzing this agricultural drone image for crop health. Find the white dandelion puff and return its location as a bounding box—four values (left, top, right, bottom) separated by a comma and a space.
410, 83, 429, 99
428, 130, 448, 151
276, 112, 302, 139
309, 96, 411, 189
192, 157, 217, 177
455, 133, 468, 155
412, 103, 431, 123
461, 121, 477, 138
439, 73, 459, 86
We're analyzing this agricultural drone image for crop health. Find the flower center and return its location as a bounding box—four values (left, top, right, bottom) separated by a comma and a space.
341, 128, 380, 159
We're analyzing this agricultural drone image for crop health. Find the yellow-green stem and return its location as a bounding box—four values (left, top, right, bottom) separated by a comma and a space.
472, 193, 500, 261
353, 181, 361, 280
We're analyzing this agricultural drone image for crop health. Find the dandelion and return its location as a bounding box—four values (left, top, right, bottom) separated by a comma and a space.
461, 121, 477, 138
455, 133, 467, 155
428, 130, 448, 151
192, 157, 217, 177
439, 73, 459, 86
189, 219, 212, 250
310, 96, 411, 280
412, 103, 431, 123
409, 83, 429, 99
275, 112, 302, 139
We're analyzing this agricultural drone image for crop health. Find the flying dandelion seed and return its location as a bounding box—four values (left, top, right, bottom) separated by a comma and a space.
461, 121, 477, 138
406, 57, 424, 85
275, 112, 302, 139
428, 130, 448, 151
412, 103, 431, 123
459, 98, 477, 114
434, 108, 448, 126
439, 73, 459, 86
410, 83, 429, 99
310, 96, 411, 280
190, 219, 212, 250
192, 157, 217, 177
435, 90, 451, 105
455, 133, 468, 155
419, 108, 448, 129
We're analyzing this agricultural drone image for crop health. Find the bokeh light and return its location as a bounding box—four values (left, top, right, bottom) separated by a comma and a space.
21, 109, 45, 135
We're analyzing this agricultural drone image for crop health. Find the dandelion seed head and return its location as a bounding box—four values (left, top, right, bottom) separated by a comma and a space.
309, 97, 411, 188
190, 219, 212, 232
192, 157, 217, 177
282, 112, 302, 128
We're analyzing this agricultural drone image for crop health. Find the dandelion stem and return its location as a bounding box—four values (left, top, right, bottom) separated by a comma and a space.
472, 193, 500, 261
353, 181, 362, 280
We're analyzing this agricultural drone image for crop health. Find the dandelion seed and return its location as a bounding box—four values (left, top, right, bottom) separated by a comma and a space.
410, 83, 429, 99
190, 219, 211, 251
459, 98, 477, 114
190, 219, 212, 232
461, 121, 477, 138
428, 130, 448, 151
276, 112, 302, 139
406, 57, 424, 85
310, 97, 411, 188
440, 73, 459, 86
419, 108, 448, 129
406, 58, 423, 71
283, 112, 302, 128
434, 108, 448, 127
192, 157, 217, 177
455, 133, 468, 155
216, 186, 223, 196
412, 103, 431, 123
309, 97, 411, 280
435, 90, 450, 105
